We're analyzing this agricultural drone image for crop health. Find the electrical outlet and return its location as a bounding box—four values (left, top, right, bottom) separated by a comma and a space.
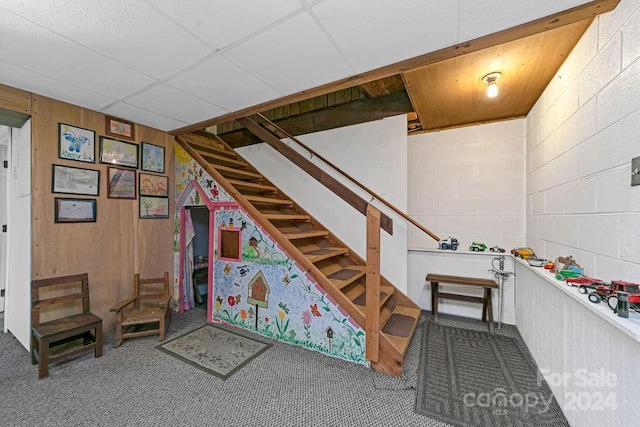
632, 156, 640, 186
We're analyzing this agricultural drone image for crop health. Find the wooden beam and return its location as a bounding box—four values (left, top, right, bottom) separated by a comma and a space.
220, 91, 412, 148
0, 83, 32, 115
170, 0, 619, 135
365, 204, 381, 363
237, 117, 394, 235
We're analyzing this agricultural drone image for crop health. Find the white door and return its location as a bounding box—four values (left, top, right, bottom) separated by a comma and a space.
0, 129, 8, 313
4, 120, 32, 349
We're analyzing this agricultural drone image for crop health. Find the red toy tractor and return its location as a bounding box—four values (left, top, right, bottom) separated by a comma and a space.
587, 280, 640, 312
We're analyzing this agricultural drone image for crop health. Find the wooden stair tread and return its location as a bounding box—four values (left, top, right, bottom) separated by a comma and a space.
303, 247, 348, 263
214, 164, 262, 180
263, 213, 310, 221
244, 195, 294, 206
195, 149, 248, 167
185, 135, 237, 158
352, 285, 394, 308
327, 266, 366, 289
283, 230, 329, 240
228, 179, 277, 193
382, 306, 422, 356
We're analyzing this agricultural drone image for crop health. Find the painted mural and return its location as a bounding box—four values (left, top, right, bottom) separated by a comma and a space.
174, 142, 367, 365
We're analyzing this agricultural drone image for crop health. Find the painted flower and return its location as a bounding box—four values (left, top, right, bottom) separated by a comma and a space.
215, 296, 223, 311
240, 309, 247, 319
264, 317, 269, 323
228, 295, 236, 307
278, 310, 286, 320
302, 310, 312, 326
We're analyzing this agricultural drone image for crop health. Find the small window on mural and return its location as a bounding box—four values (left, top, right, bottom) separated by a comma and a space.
219, 229, 241, 261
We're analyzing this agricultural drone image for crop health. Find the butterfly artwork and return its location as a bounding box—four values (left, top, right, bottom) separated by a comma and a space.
205, 179, 213, 188
310, 303, 322, 317
241, 220, 247, 231
281, 274, 291, 286
59, 124, 95, 163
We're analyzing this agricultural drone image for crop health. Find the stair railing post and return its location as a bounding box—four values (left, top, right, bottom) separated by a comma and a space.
366, 204, 381, 363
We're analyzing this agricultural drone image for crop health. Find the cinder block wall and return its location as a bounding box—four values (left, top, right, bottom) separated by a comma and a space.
407, 118, 526, 251
526, 0, 640, 281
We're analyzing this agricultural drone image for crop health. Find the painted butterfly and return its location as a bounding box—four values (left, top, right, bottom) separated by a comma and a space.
63, 130, 88, 153
310, 304, 322, 317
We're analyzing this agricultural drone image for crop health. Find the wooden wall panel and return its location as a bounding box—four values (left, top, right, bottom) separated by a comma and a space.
31, 95, 175, 331
0, 83, 31, 114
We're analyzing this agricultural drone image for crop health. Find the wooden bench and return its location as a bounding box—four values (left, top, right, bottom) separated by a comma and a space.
31, 273, 103, 379
426, 273, 499, 333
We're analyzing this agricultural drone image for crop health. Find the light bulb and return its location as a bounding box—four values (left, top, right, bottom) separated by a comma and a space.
487, 80, 498, 98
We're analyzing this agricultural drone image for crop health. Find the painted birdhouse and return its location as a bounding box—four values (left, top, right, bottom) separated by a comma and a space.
326, 327, 334, 351
247, 270, 270, 309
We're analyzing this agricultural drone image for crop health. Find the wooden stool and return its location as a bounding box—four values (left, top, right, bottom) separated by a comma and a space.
426, 273, 498, 333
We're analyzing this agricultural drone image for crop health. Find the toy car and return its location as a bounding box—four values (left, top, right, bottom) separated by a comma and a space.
527, 256, 547, 267
565, 276, 605, 292
555, 269, 584, 281
587, 280, 640, 312
469, 242, 487, 252
490, 246, 505, 253
544, 262, 555, 270
511, 247, 535, 260
439, 237, 459, 251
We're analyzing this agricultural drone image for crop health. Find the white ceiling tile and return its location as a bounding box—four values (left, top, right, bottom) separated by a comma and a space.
102, 102, 189, 133
1, 0, 213, 79
0, 9, 154, 99
313, 0, 459, 74
0, 60, 116, 111
125, 84, 228, 124
148, 0, 302, 49
168, 56, 281, 112
459, 0, 588, 41
224, 12, 353, 95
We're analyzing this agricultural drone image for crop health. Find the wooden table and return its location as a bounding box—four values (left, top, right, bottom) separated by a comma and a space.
426, 273, 499, 333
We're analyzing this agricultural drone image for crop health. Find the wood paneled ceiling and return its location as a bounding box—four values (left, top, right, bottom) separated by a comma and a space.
403, 19, 593, 132
214, 18, 593, 146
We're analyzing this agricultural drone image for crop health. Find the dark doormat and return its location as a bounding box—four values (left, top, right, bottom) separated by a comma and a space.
157, 324, 270, 379
414, 321, 569, 427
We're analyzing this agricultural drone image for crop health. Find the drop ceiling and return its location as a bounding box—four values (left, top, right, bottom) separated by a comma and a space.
0, 0, 619, 134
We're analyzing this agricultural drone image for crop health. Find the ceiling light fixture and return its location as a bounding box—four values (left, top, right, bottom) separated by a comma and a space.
482, 72, 502, 98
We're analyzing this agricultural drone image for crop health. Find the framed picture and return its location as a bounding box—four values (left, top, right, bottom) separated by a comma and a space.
106, 115, 135, 140
107, 166, 136, 199
99, 136, 138, 168
139, 196, 169, 219
58, 123, 95, 163
54, 197, 97, 223
52, 164, 100, 196
139, 173, 168, 197
141, 142, 165, 173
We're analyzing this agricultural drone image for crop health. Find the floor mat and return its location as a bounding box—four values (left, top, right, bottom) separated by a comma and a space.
414, 321, 568, 427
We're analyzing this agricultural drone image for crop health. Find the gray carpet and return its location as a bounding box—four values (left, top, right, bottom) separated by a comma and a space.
0, 307, 443, 427
0, 308, 562, 427
415, 321, 569, 427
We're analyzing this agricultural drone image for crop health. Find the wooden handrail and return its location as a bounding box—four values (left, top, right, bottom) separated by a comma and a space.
365, 204, 381, 363
255, 113, 440, 242
175, 136, 366, 328
238, 116, 394, 235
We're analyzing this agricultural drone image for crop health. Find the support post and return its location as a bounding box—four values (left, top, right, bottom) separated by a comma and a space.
366, 204, 381, 363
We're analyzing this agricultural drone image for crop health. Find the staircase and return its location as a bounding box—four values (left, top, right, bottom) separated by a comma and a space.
176, 130, 423, 376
